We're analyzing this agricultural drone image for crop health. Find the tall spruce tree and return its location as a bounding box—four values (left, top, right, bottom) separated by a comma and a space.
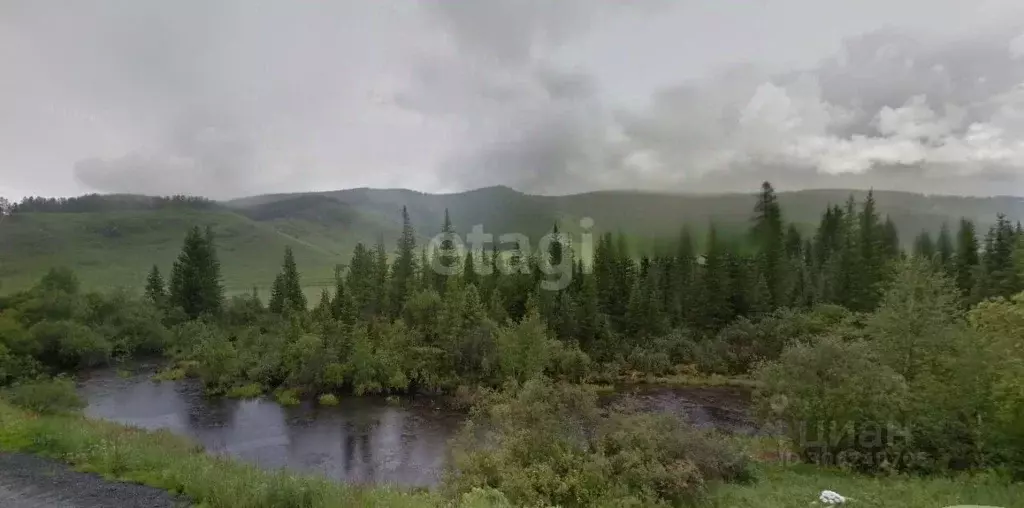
390, 206, 417, 316
954, 218, 980, 298
980, 214, 1019, 299
751, 181, 785, 307
433, 209, 459, 292
673, 227, 696, 326
696, 224, 733, 330
269, 246, 306, 314
913, 231, 936, 261
144, 264, 166, 306
936, 222, 954, 266
168, 225, 224, 318
857, 190, 885, 309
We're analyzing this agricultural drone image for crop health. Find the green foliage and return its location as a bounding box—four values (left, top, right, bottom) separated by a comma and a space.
317, 393, 339, 406
269, 246, 307, 314
756, 258, 1024, 474
274, 388, 301, 406
445, 378, 751, 507
968, 293, 1024, 473
494, 307, 552, 383
226, 383, 264, 399
168, 226, 224, 319
144, 264, 166, 306
2, 376, 85, 414
753, 336, 909, 468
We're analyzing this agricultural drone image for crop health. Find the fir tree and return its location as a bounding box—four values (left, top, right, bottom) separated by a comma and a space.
695, 225, 733, 330
751, 181, 785, 307
980, 214, 1019, 299
880, 216, 901, 260
913, 231, 936, 261
269, 246, 306, 314
144, 264, 166, 306
390, 206, 417, 316
168, 225, 224, 318
331, 264, 355, 324
936, 222, 954, 273
954, 218, 980, 299
269, 273, 286, 314
433, 209, 460, 292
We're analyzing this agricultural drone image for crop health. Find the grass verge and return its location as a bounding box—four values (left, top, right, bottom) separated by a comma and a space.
706, 463, 1023, 508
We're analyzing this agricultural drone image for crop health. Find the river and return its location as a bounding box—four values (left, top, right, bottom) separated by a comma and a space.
78, 365, 754, 488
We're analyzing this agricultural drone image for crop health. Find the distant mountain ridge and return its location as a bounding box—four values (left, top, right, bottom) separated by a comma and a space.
2, 185, 1023, 295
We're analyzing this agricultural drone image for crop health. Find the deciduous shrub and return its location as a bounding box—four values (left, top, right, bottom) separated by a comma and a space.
445, 377, 752, 507
2, 376, 85, 414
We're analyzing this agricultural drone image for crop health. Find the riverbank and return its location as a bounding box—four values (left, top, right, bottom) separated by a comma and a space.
0, 401, 444, 508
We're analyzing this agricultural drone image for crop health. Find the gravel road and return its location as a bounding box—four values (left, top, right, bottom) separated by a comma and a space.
0, 453, 188, 508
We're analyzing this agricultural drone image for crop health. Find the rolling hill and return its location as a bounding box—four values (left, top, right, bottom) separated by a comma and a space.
2, 185, 1024, 295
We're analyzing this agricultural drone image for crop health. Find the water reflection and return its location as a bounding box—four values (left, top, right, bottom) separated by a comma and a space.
79, 369, 461, 487
79, 368, 754, 488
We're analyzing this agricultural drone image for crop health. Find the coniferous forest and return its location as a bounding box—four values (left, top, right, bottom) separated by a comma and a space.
3, 182, 1024, 507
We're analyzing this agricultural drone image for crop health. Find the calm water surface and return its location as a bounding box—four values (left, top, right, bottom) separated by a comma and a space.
79, 365, 753, 488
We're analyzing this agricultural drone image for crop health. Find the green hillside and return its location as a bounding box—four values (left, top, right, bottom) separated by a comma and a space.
3, 186, 1024, 295
0, 208, 343, 295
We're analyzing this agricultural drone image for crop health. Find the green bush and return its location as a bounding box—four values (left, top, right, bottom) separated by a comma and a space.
626, 347, 672, 375
29, 320, 112, 369
446, 377, 751, 507
274, 388, 300, 406
752, 336, 909, 470
227, 383, 264, 399
2, 376, 85, 414
317, 393, 339, 406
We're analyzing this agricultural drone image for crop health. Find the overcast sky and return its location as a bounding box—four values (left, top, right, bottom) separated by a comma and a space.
2, 0, 1024, 200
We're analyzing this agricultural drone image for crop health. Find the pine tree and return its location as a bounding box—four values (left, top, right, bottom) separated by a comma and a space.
954, 218, 980, 299
913, 231, 936, 261
168, 226, 224, 318
673, 227, 696, 326
857, 190, 885, 310
330, 264, 355, 324
751, 181, 785, 307
390, 206, 417, 317
373, 237, 390, 313
269, 273, 286, 314
347, 243, 375, 319
313, 288, 332, 322
574, 272, 607, 355
881, 216, 901, 260
269, 246, 306, 314
144, 264, 166, 306
695, 225, 733, 330
935, 222, 955, 276
433, 209, 460, 292
980, 214, 1019, 299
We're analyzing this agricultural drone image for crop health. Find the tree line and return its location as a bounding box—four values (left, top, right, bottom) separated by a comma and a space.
7, 194, 217, 214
